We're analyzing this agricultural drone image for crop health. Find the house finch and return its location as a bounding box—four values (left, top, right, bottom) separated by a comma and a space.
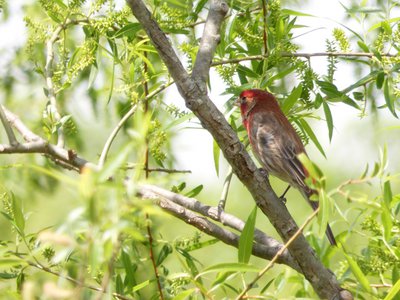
239, 89, 336, 246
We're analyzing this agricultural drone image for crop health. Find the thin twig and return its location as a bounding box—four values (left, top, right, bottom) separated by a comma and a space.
236, 208, 320, 300
26, 260, 133, 300
261, 0, 268, 56
211, 51, 397, 66
0, 105, 17, 145
98, 104, 138, 168
218, 166, 233, 210
143, 47, 165, 300
124, 164, 191, 173
98, 80, 174, 169
45, 22, 67, 148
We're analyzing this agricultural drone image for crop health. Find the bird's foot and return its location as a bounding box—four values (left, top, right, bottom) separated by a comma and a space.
279, 195, 287, 205
258, 168, 269, 179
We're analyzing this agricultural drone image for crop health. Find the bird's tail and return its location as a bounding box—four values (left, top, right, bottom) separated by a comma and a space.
307, 198, 337, 246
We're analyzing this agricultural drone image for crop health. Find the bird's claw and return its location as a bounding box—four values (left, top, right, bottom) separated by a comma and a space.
258, 168, 269, 179
279, 195, 287, 205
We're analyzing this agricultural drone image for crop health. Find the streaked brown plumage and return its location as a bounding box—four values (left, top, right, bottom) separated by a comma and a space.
239, 89, 336, 246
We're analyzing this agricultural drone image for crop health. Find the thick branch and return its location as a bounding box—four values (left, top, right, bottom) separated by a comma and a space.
192, 0, 228, 90
126, 1, 350, 298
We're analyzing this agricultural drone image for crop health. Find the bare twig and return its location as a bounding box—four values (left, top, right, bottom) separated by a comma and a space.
192, 0, 229, 91
98, 104, 138, 168
98, 80, 174, 168
0, 105, 17, 145
261, 0, 268, 56
211, 51, 397, 66
1, 106, 95, 171
45, 22, 66, 148
218, 166, 233, 210
25, 260, 133, 300
236, 208, 320, 300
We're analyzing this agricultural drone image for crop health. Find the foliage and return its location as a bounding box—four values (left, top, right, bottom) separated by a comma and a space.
0, 0, 399, 299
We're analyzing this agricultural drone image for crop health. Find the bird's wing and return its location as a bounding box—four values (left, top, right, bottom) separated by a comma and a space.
251, 111, 308, 190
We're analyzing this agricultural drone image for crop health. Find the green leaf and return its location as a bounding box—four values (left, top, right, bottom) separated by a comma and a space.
98, 143, 134, 182
11, 194, 25, 234
357, 40, 369, 52
132, 280, 150, 292
368, 17, 400, 32
173, 288, 196, 300
114, 23, 142, 39
213, 139, 220, 177
317, 80, 360, 109
282, 85, 302, 114
281, 8, 315, 17
156, 244, 173, 266
121, 251, 135, 289
376, 72, 385, 89
196, 263, 260, 279
384, 78, 398, 118
322, 102, 333, 141
297, 119, 326, 158
238, 206, 257, 263
343, 251, 372, 293
384, 180, 393, 207
384, 279, 400, 300
184, 185, 203, 198
0, 258, 24, 267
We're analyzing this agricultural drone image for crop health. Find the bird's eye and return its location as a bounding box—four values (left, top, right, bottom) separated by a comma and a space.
241, 96, 246, 103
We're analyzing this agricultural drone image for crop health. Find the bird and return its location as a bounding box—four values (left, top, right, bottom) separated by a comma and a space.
238, 88, 336, 246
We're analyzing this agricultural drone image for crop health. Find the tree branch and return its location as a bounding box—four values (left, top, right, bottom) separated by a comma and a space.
138, 184, 301, 272
0, 106, 95, 171
126, 1, 350, 298
211, 51, 397, 66
192, 0, 229, 91
0, 106, 301, 271
45, 22, 67, 148
0, 105, 17, 145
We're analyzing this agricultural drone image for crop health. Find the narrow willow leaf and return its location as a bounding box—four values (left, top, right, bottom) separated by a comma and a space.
173, 288, 196, 300
357, 40, 369, 52
184, 185, 203, 198
322, 102, 333, 141
121, 251, 135, 289
11, 194, 25, 234
298, 119, 326, 158
238, 206, 257, 263
384, 279, 400, 300
368, 17, 400, 32
381, 207, 393, 241
281, 8, 315, 17
343, 252, 372, 293
114, 23, 142, 39
132, 280, 150, 292
98, 143, 134, 182
282, 85, 302, 114
384, 78, 398, 118
376, 72, 385, 89
384, 180, 393, 207
196, 263, 259, 279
